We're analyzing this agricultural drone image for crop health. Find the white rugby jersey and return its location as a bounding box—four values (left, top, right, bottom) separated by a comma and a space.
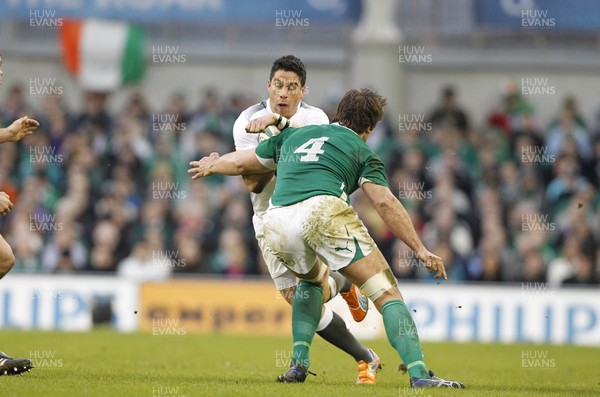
232, 99, 329, 236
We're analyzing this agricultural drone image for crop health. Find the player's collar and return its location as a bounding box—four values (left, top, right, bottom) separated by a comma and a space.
332, 122, 357, 134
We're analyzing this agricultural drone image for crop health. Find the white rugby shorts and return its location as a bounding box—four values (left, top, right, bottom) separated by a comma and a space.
263, 195, 376, 275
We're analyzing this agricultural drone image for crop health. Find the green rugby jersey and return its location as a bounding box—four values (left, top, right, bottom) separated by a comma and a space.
255, 123, 388, 207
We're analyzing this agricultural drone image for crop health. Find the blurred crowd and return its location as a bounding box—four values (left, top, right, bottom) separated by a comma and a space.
0, 82, 599, 286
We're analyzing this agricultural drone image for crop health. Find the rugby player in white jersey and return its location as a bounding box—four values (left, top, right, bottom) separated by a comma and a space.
0, 53, 37, 376
226, 55, 380, 383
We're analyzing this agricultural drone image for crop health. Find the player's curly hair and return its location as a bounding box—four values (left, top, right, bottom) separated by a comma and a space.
270, 55, 307, 86
334, 88, 387, 134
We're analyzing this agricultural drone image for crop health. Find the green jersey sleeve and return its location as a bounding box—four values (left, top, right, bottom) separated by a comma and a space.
254, 128, 295, 170
359, 150, 388, 187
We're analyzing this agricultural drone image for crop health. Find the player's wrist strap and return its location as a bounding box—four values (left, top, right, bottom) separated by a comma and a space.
273, 113, 290, 130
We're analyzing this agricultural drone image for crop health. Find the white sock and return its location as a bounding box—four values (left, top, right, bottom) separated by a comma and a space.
316, 305, 334, 332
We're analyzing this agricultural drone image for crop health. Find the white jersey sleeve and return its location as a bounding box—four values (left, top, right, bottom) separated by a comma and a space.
233, 101, 268, 151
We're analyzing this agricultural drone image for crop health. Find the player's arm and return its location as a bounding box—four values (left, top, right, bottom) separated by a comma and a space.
233, 112, 277, 193
361, 181, 447, 280
240, 113, 293, 192
0, 116, 39, 144
0, 192, 13, 216
188, 149, 271, 180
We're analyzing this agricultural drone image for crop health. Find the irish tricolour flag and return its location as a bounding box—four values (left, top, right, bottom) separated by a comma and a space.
60, 19, 144, 91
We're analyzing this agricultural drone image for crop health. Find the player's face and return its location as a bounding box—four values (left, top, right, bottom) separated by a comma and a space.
268, 70, 305, 119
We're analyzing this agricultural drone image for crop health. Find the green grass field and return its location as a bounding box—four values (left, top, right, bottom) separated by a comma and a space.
1, 330, 598, 397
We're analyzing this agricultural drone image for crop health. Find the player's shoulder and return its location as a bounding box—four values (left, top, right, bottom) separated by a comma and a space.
296, 102, 329, 124
236, 100, 269, 123
299, 101, 326, 114
233, 101, 269, 149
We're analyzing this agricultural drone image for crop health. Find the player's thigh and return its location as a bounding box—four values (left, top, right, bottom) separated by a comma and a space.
257, 234, 297, 290
304, 196, 376, 272
263, 205, 318, 276
338, 247, 389, 287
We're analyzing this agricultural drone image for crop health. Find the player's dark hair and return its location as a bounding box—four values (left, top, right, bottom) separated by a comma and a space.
334, 88, 386, 134
269, 55, 306, 86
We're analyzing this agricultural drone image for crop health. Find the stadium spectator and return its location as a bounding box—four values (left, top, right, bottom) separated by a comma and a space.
428, 85, 470, 135
562, 253, 595, 286
487, 79, 534, 137
546, 154, 590, 205
546, 109, 592, 161
546, 235, 581, 287
41, 224, 87, 272
117, 241, 171, 280
549, 96, 587, 130
0, 84, 32, 123
521, 250, 547, 283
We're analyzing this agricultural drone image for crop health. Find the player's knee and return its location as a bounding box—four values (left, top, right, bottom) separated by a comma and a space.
0, 248, 15, 279
373, 288, 403, 310
297, 280, 325, 296
302, 262, 330, 301
360, 267, 402, 310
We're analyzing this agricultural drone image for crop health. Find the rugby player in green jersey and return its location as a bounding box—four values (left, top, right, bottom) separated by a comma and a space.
189, 88, 464, 388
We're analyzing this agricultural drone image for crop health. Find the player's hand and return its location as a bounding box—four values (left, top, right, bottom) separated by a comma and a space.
416, 248, 447, 280
3, 116, 40, 142
245, 114, 278, 134
188, 152, 219, 180
0, 192, 14, 216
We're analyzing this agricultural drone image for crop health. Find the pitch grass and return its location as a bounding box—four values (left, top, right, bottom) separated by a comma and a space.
1, 330, 598, 397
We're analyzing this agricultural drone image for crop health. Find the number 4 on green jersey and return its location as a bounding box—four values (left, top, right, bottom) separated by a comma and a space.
294, 137, 329, 162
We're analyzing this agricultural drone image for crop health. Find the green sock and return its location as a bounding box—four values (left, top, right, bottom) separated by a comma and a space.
291, 281, 323, 369
382, 299, 430, 379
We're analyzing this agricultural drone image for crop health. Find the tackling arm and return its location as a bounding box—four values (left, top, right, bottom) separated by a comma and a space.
188, 149, 271, 180
238, 112, 292, 192
362, 182, 447, 279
